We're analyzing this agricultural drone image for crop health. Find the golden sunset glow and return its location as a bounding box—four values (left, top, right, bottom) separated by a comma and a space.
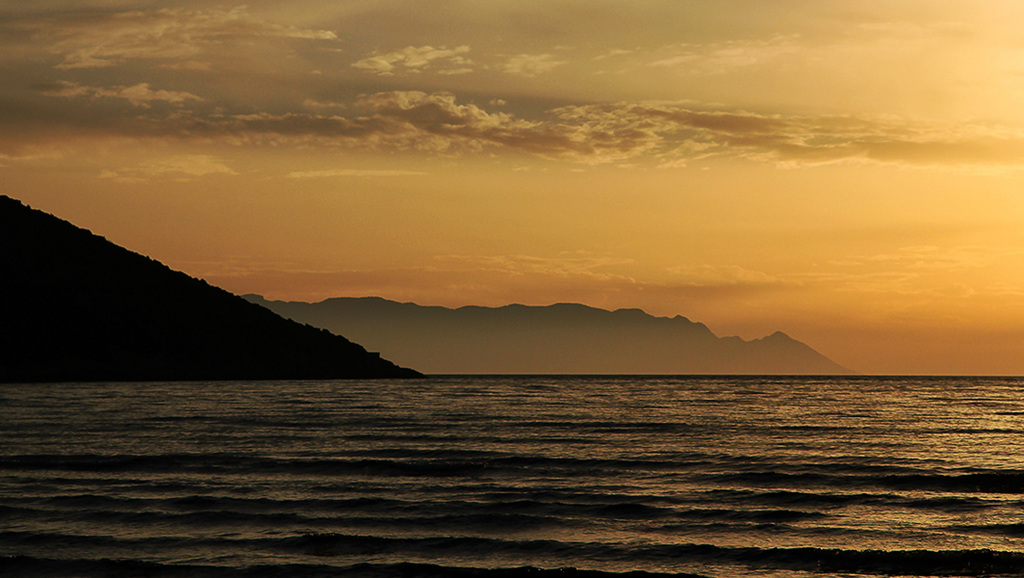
6, 1, 1024, 374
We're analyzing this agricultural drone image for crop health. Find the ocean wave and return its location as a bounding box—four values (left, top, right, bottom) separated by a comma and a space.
285, 534, 1024, 575
8, 377, 1024, 577
1, 452, 984, 483
942, 523, 1024, 537
698, 470, 1024, 493
0, 556, 713, 578
7, 530, 1024, 575
5, 506, 571, 533
705, 488, 1004, 511
4, 492, 834, 529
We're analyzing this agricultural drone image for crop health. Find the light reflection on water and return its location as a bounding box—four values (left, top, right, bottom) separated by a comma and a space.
3, 376, 1024, 577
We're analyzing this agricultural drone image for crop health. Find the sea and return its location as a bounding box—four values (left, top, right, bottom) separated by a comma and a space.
4, 376, 1024, 578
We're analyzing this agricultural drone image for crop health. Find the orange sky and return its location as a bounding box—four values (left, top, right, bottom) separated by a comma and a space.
5, 1, 1024, 374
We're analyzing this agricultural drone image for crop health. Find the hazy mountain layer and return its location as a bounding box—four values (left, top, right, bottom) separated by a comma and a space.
0, 196, 419, 382
245, 295, 852, 375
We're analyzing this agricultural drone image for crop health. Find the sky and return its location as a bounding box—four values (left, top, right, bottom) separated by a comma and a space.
5, 1, 1024, 375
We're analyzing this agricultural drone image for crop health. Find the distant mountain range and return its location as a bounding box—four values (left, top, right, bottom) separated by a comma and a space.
244, 295, 853, 375
0, 193, 849, 380
0, 195, 419, 382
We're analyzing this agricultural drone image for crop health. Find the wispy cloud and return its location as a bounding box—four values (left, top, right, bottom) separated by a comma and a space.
838, 245, 1018, 273
200, 254, 789, 312
666, 264, 785, 287
352, 45, 472, 76
13, 74, 1024, 172
647, 35, 802, 75
20, 7, 336, 70
22, 89, 1024, 169
99, 154, 236, 182
287, 169, 428, 178
37, 80, 203, 107
436, 253, 635, 279
799, 245, 1024, 299
502, 53, 567, 76
5, 4, 1024, 172
546, 101, 1024, 169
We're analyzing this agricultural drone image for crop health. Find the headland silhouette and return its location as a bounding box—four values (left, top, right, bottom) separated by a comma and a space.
0, 195, 420, 382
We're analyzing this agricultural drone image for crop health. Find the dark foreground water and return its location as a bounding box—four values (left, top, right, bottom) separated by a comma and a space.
4, 376, 1024, 577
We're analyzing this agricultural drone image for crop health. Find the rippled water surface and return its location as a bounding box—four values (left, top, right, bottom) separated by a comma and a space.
4, 376, 1024, 577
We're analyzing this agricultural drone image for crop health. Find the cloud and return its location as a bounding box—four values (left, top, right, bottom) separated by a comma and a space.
594, 49, 634, 61
544, 102, 1024, 168
100, 154, 236, 181
289, 94, 1024, 168
37, 81, 203, 107
182, 91, 611, 159
174, 95, 1024, 168
21, 7, 336, 70
352, 45, 472, 76
436, 253, 635, 279
502, 53, 567, 76
197, 253, 792, 313
840, 245, 1019, 273
14, 80, 1024, 170
647, 35, 801, 75
287, 169, 429, 178
792, 245, 1024, 303
666, 264, 784, 287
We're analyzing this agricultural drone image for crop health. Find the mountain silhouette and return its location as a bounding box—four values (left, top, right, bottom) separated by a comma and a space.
0, 196, 420, 382
244, 295, 853, 375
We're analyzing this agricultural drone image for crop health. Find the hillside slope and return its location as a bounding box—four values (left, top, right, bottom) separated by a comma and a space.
0, 196, 420, 382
